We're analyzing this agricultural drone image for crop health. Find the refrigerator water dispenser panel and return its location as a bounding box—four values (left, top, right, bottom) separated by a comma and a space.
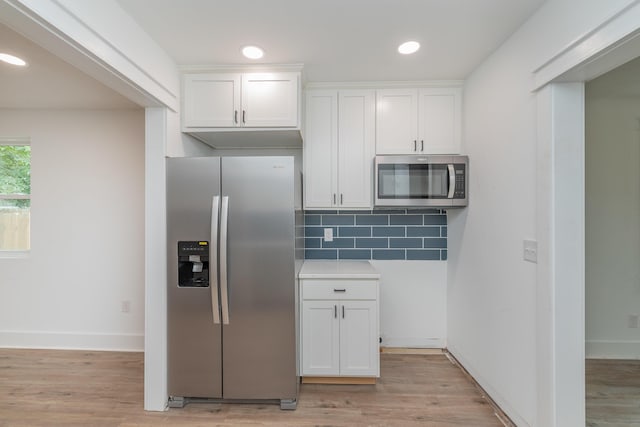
178, 241, 209, 287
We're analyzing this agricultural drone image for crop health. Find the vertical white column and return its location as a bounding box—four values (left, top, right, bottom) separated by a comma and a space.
536, 82, 585, 426
144, 107, 168, 411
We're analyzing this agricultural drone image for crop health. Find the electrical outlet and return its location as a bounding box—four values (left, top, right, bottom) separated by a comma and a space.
523, 239, 538, 263
323, 228, 333, 242
121, 300, 131, 313
628, 314, 639, 328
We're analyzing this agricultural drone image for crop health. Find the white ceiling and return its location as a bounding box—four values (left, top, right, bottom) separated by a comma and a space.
116, 0, 546, 82
0, 0, 549, 109
0, 23, 137, 109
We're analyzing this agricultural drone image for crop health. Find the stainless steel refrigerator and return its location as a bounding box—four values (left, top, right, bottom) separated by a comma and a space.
166, 156, 300, 410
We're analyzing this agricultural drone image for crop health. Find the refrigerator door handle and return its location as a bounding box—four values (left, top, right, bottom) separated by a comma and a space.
220, 196, 230, 325
210, 196, 221, 325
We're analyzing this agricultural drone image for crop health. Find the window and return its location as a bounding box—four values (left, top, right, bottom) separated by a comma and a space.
0, 137, 30, 251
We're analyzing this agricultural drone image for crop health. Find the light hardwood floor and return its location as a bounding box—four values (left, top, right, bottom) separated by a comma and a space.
0, 349, 506, 426
586, 358, 640, 427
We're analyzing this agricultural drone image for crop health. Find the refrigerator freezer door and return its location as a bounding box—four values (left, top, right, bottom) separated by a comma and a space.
221, 156, 297, 400
167, 157, 223, 398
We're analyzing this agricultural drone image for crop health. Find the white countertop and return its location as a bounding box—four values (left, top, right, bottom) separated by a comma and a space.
299, 260, 380, 279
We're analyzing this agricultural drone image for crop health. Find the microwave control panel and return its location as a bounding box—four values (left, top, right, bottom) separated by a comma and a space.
453, 165, 466, 199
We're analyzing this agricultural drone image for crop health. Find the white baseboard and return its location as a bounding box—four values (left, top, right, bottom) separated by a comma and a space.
381, 337, 445, 348
0, 330, 144, 352
447, 343, 528, 427
586, 340, 640, 359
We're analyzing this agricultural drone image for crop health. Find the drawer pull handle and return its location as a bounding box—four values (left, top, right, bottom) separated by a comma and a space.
333, 289, 346, 292
334, 305, 337, 318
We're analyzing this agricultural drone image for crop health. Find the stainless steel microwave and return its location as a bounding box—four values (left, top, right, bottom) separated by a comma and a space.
374, 155, 469, 208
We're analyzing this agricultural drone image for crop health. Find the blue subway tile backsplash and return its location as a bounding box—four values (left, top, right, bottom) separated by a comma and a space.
356, 237, 388, 248
339, 226, 372, 237
373, 249, 405, 260
407, 249, 441, 261
322, 238, 355, 249
390, 238, 422, 248
355, 215, 389, 226
322, 215, 356, 226
338, 249, 371, 260
305, 249, 337, 259
304, 209, 447, 261
390, 214, 423, 225
406, 226, 440, 237
305, 215, 321, 226
372, 226, 405, 237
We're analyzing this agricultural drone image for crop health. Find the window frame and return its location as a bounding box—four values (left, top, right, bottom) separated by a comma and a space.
0, 136, 31, 256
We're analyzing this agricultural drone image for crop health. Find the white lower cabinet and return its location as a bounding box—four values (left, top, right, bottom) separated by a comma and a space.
300, 279, 379, 378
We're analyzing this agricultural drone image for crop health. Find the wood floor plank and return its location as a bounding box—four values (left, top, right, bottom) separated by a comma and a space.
586, 358, 640, 427
0, 349, 505, 426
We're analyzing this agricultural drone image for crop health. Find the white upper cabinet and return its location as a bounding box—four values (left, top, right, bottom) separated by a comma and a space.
182, 71, 299, 129
376, 87, 461, 155
183, 73, 240, 128
375, 88, 418, 154
304, 89, 375, 210
417, 87, 462, 154
241, 73, 298, 127
304, 90, 337, 208
338, 91, 375, 209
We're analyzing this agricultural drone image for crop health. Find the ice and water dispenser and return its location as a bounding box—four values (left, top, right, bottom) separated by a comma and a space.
177, 241, 209, 287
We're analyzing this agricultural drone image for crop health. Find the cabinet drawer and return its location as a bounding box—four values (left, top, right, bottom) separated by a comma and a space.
302, 280, 378, 300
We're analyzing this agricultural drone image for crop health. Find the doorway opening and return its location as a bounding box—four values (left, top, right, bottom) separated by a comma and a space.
584, 55, 640, 425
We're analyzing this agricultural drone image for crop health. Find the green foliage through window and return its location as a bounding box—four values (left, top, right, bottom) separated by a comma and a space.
0, 145, 30, 208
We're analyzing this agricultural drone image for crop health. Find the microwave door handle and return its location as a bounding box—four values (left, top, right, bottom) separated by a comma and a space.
448, 164, 455, 199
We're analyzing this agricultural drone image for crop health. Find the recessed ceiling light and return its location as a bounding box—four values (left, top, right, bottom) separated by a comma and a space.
398, 41, 420, 55
242, 45, 264, 60
0, 53, 27, 66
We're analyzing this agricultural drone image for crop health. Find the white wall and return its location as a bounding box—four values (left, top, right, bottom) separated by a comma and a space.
447, 0, 637, 425
373, 260, 447, 348
0, 109, 145, 351
585, 85, 640, 359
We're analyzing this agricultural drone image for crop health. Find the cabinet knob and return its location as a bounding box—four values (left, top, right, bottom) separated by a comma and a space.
242, 110, 246, 124
421, 140, 424, 152
413, 140, 417, 152
234, 110, 238, 124
333, 288, 346, 292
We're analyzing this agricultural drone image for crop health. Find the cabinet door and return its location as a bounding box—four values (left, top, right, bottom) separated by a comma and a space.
339, 300, 379, 376
418, 87, 461, 154
241, 73, 299, 127
337, 90, 375, 209
301, 301, 340, 376
375, 89, 418, 154
304, 90, 338, 209
183, 73, 240, 128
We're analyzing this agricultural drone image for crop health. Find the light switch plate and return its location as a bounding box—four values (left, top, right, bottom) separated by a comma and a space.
523, 239, 537, 263
323, 228, 333, 242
